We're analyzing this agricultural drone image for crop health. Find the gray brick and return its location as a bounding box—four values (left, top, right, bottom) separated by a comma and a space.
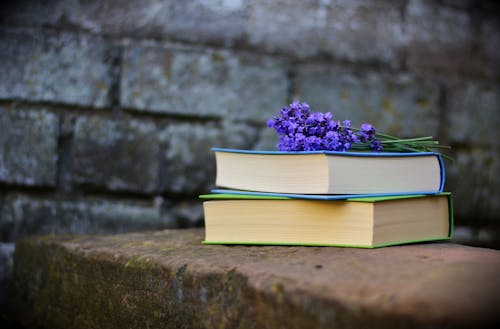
160, 0, 246, 46
447, 82, 500, 147
322, 0, 404, 65
253, 127, 279, 151
171, 200, 204, 228
440, 0, 477, 10
247, 0, 326, 59
0, 194, 172, 242
452, 226, 500, 249
72, 116, 159, 194
0, 0, 66, 27
446, 148, 499, 222
247, 0, 404, 65
480, 18, 500, 79
0, 29, 113, 107
63, 0, 246, 46
121, 43, 288, 121
0, 241, 14, 309
0, 108, 58, 187
1, 0, 246, 46
159, 121, 258, 194
296, 65, 441, 137
405, 0, 480, 75
0, 242, 14, 281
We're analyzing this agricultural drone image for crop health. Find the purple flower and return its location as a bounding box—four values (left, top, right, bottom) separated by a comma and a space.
361, 123, 375, 134
370, 139, 383, 152
267, 101, 383, 152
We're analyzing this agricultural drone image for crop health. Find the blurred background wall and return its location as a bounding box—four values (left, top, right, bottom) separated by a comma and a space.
0, 0, 499, 318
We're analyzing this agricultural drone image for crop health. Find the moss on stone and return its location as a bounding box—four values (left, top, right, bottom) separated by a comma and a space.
10, 229, 500, 329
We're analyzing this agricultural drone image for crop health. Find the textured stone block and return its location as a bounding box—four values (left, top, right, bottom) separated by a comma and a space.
0, 194, 172, 242
247, 0, 327, 59
121, 43, 288, 121
158, 0, 246, 46
0, 0, 66, 26
0, 242, 14, 281
480, 17, 500, 78
0, 0, 246, 46
0, 109, 58, 187
170, 200, 204, 228
159, 121, 258, 194
296, 65, 441, 137
0, 29, 112, 107
248, 0, 404, 65
0, 242, 14, 311
32, 0, 246, 46
11, 229, 500, 329
446, 148, 499, 222
452, 225, 500, 250
322, 0, 404, 65
447, 82, 500, 147
72, 116, 159, 194
405, 0, 480, 75
253, 126, 280, 150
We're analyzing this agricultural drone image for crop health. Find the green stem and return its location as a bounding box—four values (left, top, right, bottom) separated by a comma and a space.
336, 125, 451, 159
380, 136, 435, 144
374, 132, 401, 140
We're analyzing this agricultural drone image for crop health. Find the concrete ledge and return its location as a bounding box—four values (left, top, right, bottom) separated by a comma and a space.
11, 229, 500, 329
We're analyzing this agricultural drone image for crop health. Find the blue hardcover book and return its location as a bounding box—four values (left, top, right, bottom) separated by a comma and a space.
213, 147, 445, 195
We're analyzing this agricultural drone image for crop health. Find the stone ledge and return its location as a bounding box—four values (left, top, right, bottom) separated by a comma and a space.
11, 229, 500, 329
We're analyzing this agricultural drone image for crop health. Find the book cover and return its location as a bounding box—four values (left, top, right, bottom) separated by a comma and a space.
201, 193, 453, 248
210, 188, 443, 200
213, 148, 445, 195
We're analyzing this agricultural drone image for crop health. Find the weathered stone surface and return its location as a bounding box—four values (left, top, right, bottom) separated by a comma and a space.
447, 82, 500, 147
159, 121, 258, 194
247, 0, 328, 59
480, 17, 500, 78
0, 0, 66, 27
170, 200, 204, 228
0, 0, 247, 47
121, 42, 288, 121
446, 148, 500, 222
453, 225, 500, 250
0, 243, 14, 280
442, 82, 500, 222
253, 127, 279, 150
296, 65, 441, 137
72, 116, 159, 194
322, 0, 405, 65
2, 0, 404, 65
5, 0, 496, 79
0, 242, 14, 306
0, 108, 58, 187
248, 0, 405, 65
69, 0, 247, 46
405, 0, 480, 76
0, 193, 173, 242
0, 29, 112, 107
11, 229, 500, 329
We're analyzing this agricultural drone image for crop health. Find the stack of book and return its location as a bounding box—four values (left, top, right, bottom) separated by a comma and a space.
201, 148, 453, 248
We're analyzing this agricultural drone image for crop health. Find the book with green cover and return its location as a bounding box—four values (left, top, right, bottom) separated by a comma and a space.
200, 193, 453, 248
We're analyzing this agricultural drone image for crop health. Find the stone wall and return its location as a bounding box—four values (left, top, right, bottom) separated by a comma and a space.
0, 0, 499, 317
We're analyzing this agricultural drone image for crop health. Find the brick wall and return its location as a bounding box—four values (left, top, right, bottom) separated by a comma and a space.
0, 0, 499, 314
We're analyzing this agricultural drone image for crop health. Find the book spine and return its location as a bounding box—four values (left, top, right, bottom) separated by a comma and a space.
437, 153, 446, 192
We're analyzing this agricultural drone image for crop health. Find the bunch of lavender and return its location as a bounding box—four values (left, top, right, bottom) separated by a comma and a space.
267, 101, 450, 155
